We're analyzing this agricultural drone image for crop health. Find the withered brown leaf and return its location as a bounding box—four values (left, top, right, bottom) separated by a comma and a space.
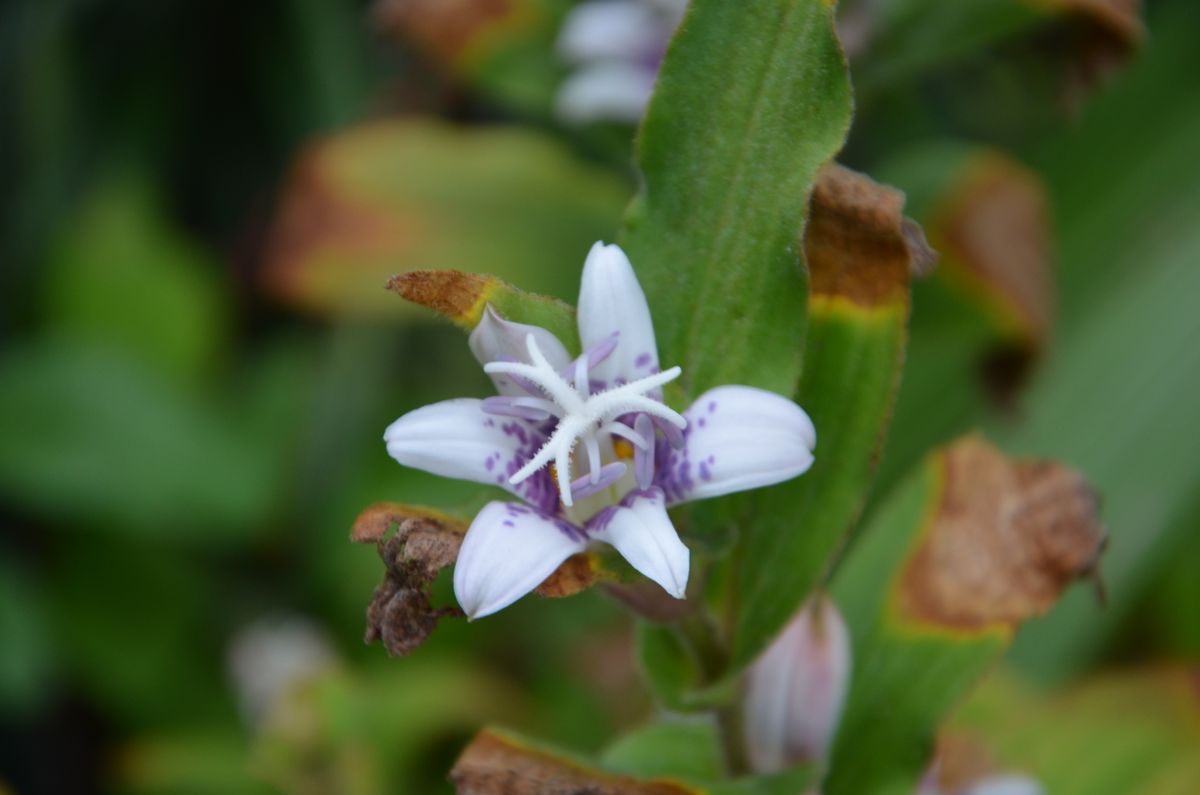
897, 436, 1107, 632
450, 730, 697, 795
355, 502, 600, 655
806, 163, 937, 307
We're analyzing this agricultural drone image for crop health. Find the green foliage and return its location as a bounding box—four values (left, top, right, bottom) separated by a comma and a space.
42, 173, 227, 385
264, 120, 630, 317
826, 457, 1007, 794
733, 266, 910, 670
5, 0, 1200, 793
951, 669, 1200, 795
620, 0, 853, 397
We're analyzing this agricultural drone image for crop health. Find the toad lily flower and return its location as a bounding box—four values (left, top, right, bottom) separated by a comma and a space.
384, 242, 816, 619
744, 596, 852, 774
555, 0, 689, 124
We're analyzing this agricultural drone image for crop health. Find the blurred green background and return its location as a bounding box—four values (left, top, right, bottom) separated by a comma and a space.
1, 0, 1197, 793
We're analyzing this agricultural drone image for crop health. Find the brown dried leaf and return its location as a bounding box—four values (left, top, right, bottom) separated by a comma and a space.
897, 436, 1107, 632
261, 132, 416, 315
450, 730, 697, 795
373, 0, 526, 68
535, 552, 600, 599
806, 163, 936, 306
1048, 0, 1144, 104
351, 501, 467, 545
933, 153, 1053, 344
360, 508, 467, 656
928, 152, 1054, 405
356, 503, 602, 654
386, 270, 495, 330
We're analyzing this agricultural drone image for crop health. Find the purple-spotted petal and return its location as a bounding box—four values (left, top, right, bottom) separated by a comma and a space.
658, 385, 816, 506
384, 399, 558, 511
469, 305, 572, 396
453, 502, 588, 620
576, 242, 661, 388
587, 488, 688, 598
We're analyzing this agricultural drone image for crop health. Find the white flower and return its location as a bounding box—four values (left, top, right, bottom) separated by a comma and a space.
963, 777, 1045, 795
917, 764, 1045, 795
385, 242, 816, 619
226, 615, 336, 727
743, 596, 852, 774
555, 0, 689, 124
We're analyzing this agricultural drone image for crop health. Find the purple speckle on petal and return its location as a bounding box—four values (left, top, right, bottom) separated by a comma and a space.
485, 455, 496, 471
707, 401, 717, 413
502, 519, 515, 528
635, 353, 652, 368
698, 417, 706, 428
699, 461, 712, 482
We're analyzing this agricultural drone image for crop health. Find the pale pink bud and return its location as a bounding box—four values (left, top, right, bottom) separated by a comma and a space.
743, 595, 852, 774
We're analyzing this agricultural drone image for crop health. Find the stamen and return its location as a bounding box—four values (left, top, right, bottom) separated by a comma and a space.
634, 414, 655, 489
570, 462, 626, 499
559, 331, 619, 380
481, 396, 561, 421
574, 353, 589, 401
585, 434, 602, 484
653, 415, 686, 449
602, 421, 648, 450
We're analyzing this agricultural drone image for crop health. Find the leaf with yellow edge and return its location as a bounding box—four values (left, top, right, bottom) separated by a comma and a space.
728, 164, 926, 670
824, 435, 1107, 795
262, 119, 628, 319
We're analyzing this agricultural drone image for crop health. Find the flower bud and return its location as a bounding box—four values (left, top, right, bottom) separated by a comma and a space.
743, 595, 852, 773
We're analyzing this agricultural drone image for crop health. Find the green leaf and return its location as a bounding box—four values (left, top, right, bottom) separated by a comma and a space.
948, 668, 1200, 795
43, 170, 226, 385
852, 0, 1142, 96
263, 119, 629, 319
620, 0, 853, 397
823, 436, 1106, 795
602, 720, 724, 782
0, 341, 279, 538
635, 620, 717, 713
118, 729, 274, 795
730, 165, 916, 670
872, 143, 1052, 496
0, 555, 53, 716
994, 4, 1200, 680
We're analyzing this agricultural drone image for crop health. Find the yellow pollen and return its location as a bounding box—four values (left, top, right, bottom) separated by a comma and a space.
613, 439, 635, 460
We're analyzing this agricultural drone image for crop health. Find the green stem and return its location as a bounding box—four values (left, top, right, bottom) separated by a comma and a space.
671, 612, 749, 777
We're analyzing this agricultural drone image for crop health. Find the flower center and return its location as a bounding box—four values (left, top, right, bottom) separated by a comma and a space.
483, 334, 686, 507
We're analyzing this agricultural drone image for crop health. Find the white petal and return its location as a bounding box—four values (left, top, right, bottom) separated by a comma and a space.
964, 776, 1045, 795
556, 1, 664, 64
576, 241, 661, 389
384, 399, 560, 512
453, 502, 588, 620
469, 305, 572, 395
660, 385, 816, 506
587, 487, 688, 598
744, 596, 852, 774
556, 63, 657, 126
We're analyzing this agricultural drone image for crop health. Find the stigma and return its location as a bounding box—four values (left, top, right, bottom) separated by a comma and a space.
483, 334, 686, 507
